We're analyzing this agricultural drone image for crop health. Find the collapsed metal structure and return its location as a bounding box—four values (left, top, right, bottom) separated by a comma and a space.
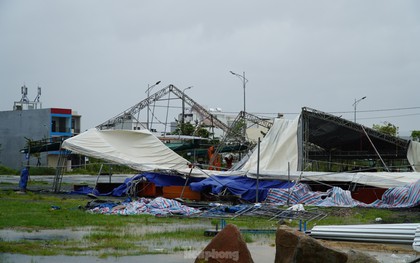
300, 107, 412, 173
53, 85, 417, 193
96, 84, 232, 133
95, 85, 413, 174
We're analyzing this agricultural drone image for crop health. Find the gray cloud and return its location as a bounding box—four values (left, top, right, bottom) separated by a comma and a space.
1, 0, 419, 135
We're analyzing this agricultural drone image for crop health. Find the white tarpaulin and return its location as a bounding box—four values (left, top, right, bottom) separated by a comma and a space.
62, 128, 191, 172
61, 128, 240, 177
240, 116, 299, 174
240, 115, 420, 188
248, 170, 420, 189
407, 141, 420, 172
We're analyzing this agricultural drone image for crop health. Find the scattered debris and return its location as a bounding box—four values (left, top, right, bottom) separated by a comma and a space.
87, 197, 200, 216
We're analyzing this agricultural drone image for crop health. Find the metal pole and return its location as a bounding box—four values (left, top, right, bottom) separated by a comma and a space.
147, 84, 150, 130
181, 86, 192, 134
353, 98, 356, 123
182, 93, 185, 125
360, 125, 390, 172
229, 71, 248, 137
287, 162, 290, 206
353, 96, 366, 123
242, 72, 246, 138
256, 137, 260, 203
243, 71, 246, 115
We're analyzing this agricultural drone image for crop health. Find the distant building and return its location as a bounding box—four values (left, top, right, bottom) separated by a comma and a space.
0, 86, 81, 170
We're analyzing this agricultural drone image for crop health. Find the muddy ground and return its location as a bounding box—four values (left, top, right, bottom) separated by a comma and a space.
0, 174, 419, 262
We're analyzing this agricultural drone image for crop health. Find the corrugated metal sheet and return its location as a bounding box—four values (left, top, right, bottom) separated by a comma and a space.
413, 224, 420, 252
310, 223, 420, 246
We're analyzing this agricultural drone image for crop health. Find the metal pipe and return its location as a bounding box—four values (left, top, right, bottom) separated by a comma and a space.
256, 137, 260, 203
353, 96, 366, 123
310, 223, 420, 245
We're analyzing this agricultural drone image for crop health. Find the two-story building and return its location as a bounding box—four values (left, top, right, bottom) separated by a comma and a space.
0, 87, 81, 170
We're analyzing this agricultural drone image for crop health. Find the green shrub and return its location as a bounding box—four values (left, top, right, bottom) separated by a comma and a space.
0, 165, 19, 175
28, 167, 56, 175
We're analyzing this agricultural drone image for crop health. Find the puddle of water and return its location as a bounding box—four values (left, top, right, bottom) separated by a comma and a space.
121, 222, 212, 236
0, 228, 91, 242
0, 224, 281, 262
0, 253, 191, 263
137, 238, 210, 253
0, 245, 277, 263
0, 223, 211, 243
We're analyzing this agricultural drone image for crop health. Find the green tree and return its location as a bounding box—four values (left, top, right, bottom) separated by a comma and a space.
372, 122, 398, 136
173, 122, 211, 138
411, 130, 420, 141
177, 123, 195, 135
195, 127, 210, 138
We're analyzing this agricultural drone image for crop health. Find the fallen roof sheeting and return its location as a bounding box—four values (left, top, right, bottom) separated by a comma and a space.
408, 140, 420, 172
240, 116, 299, 174
62, 108, 419, 187
61, 128, 191, 172
247, 170, 420, 188
61, 128, 241, 177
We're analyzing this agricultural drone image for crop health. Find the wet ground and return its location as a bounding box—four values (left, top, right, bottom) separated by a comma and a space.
0, 174, 419, 262
0, 227, 277, 263
0, 242, 418, 263
0, 221, 418, 262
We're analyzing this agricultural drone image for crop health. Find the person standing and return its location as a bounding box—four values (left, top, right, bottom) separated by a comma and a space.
19, 167, 29, 193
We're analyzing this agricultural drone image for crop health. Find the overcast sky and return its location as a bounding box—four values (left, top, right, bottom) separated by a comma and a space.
1, 1, 419, 135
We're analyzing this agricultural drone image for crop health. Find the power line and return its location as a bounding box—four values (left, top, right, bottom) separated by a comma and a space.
330, 106, 420, 115
250, 106, 420, 117
358, 112, 420, 120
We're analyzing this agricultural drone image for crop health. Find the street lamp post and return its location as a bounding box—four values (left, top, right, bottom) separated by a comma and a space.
230, 71, 248, 115
353, 96, 366, 123
182, 86, 193, 126
230, 71, 248, 137
145, 81, 161, 130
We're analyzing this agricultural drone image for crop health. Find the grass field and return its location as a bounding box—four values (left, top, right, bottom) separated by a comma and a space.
0, 189, 419, 257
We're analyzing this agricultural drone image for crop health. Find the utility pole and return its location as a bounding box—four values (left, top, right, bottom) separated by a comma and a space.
230, 71, 248, 137
353, 96, 366, 123
181, 86, 193, 134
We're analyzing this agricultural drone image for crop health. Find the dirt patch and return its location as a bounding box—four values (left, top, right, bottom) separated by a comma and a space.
319, 240, 415, 254
318, 240, 419, 263
383, 208, 420, 223
327, 208, 357, 218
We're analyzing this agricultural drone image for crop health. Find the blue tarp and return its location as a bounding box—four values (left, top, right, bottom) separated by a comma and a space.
108, 173, 202, 196
70, 172, 203, 197
138, 172, 203, 187
189, 175, 294, 202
